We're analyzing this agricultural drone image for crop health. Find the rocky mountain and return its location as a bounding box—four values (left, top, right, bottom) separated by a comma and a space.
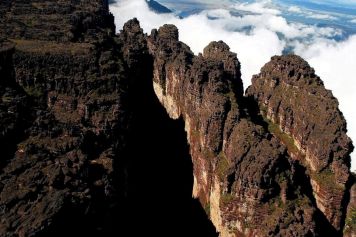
0, 1, 354, 237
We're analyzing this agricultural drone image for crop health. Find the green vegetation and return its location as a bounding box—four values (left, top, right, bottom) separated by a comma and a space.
263, 116, 299, 154
190, 129, 200, 140
202, 149, 215, 160
204, 202, 211, 217
1, 95, 12, 103
311, 168, 343, 191
10, 39, 92, 55
262, 195, 311, 233
226, 91, 238, 108
25, 19, 36, 27
344, 208, 356, 234
24, 86, 43, 98
221, 192, 234, 205
216, 152, 229, 180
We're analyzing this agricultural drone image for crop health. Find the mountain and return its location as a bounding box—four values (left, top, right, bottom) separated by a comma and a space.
146, 0, 172, 14
0, 1, 354, 237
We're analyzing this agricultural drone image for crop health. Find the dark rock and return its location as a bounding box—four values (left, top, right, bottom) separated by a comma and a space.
147, 25, 337, 237
0, 1, 353, 237
246, 55, 353, 231
0, 2, 129, 236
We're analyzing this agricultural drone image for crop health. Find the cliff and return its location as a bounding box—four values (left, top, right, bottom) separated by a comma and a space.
0, 1, 354, 237
0, 1, 129, 236
246, 55, 353, 231
147, 23, 353, 236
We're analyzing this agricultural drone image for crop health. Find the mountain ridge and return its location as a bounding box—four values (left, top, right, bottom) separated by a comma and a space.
0, 1, 354, 236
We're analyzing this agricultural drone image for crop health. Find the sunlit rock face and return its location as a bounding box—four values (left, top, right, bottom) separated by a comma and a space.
246, 55, 353, 231
147, 23, 352, 236
0, 1, 354, 237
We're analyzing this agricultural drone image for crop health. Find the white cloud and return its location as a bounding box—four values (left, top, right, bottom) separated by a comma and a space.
110, 0, 356, 171
350, 18, 356, 23
288, 6, 302, 13
232, 0, 281, 15
287, 5, 338, 21
308, 13, 337, 20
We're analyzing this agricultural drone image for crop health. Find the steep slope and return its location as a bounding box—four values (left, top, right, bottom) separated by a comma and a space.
0, 0, 114, 42
0, 1, 354, 237
0, 41, 30, 167
147, 23, 344, 236
344, 174, 356, 236
0, 1, 129, 236
246, 55, 353, 232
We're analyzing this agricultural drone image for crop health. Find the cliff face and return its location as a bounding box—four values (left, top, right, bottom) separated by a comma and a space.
147, 23, 352, 237
0, 0, 114, 42
344, 175, 356, 237
246, 55, 353, 231
0, 1, 354, 237
0, 1, 129, 236
0, 41, 30, 167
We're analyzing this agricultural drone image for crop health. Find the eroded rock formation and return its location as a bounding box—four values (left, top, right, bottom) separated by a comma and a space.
0, 1, 128, 236
0, 1, 354, 237
246, 55, 353, 231
147, 23, 353, 236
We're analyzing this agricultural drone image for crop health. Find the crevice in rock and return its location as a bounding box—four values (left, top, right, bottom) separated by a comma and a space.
0, 45, 33, 169
123, 53, 218, 236
292, 162, 339, 236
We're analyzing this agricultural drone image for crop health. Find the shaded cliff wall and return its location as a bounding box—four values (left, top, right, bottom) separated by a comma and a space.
118, 18, 218, 236
344, 175, 356, 236
0, 41, 30, 166
0, 1, 130, 236
0, 0, 115, 42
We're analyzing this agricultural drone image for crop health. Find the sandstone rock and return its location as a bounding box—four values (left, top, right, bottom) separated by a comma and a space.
0, 1, 353, 236
147, 24, 337, 237
344, 175, 356, 237
0, 2, 129, 236
246, 55, 353, 231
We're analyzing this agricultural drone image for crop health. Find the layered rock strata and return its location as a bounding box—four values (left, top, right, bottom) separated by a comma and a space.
0, 1, 129, 236
246, 55, 353, 231
0, 1, 353, 236
344, 175, 356, 236
147, 24, 351, 236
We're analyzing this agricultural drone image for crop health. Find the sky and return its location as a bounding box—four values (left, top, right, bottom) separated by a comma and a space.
110, 0, 356, 171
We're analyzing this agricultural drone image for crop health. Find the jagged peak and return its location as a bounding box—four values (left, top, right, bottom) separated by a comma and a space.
157, 24, 179, 41
258, 54, 323, 87
121, 18, 143, 35
203, 40, 231, 58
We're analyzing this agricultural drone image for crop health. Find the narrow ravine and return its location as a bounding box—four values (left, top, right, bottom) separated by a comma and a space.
123, 46, 217, 236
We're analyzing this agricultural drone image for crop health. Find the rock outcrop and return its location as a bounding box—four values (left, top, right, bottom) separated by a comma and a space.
0, 41, 30, 167
344, 175, 356, 236
246, 55, 353, 231
0, 0, 114, 42
147, 24, 348, 236
0, 1, 354, 237
0, 1, 129, 236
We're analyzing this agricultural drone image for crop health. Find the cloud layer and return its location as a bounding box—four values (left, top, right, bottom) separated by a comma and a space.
110, 0, 356, 171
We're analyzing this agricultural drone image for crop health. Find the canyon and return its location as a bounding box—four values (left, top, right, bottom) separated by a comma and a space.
0, 1, 355, 236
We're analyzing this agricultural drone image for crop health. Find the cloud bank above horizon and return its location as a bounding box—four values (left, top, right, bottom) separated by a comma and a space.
110, 0, 356, 171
